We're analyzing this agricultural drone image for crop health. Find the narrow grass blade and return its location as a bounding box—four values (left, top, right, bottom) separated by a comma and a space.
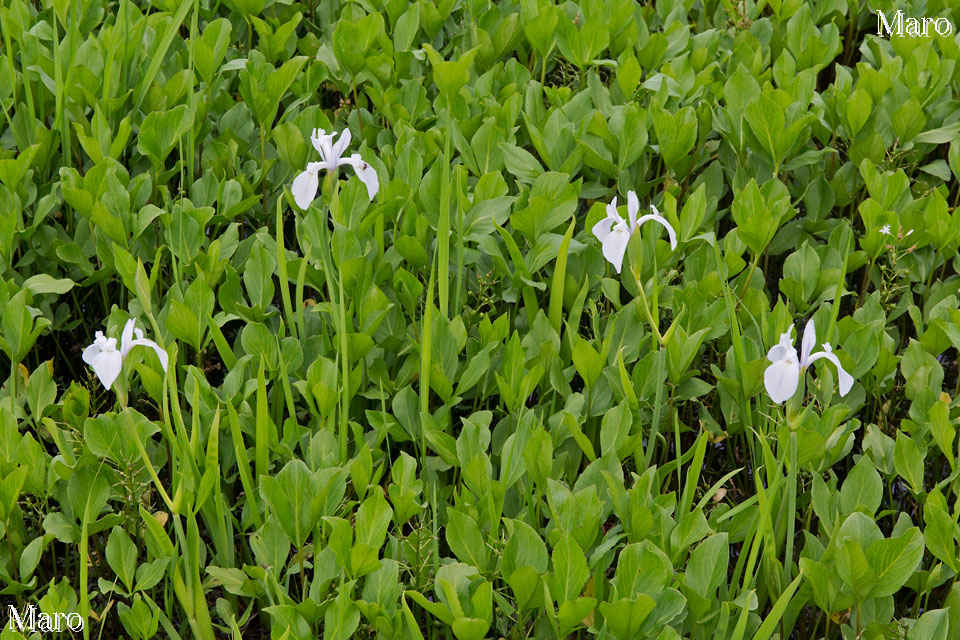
226, 400, 263, 529
549, 218, 576, 335
256, 356, 269, 481
752, 572, 803, 640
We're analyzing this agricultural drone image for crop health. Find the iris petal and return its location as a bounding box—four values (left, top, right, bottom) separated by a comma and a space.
343, 154, 379, 201
601, 225, 631, 273
91, 350, 123, 390
800, 319, 816, 366
764, 358, 800, 404
806, 350, 854, 397
292, 166, 320, 210
626, 191, 640, 229
635, 212, 678, 250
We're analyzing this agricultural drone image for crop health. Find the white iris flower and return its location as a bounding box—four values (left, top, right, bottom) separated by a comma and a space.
82, 319, 168, 390
291, 128, 379, 208
592, 191, 677, 273
764, 319, 854, 404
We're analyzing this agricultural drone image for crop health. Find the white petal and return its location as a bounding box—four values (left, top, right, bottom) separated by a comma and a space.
343, 154, 379, 201
767, 343, 797, 365
127, 338, 169, 372
627, 191, 640, 229
311, 128, 335, 163
806, 350, 854, 397
800, 319, 816, 366
90, 350, 123, 390
596, 198, 627, 243
764, 358, 800, 404
592, 216, 617, 243
605, 196, 619, 222
767, 327, 796, 363
635, 211, 678, 250
120, 319, 136, 358
292, 166, 321, 210
82, 342, 103, 366
601, 225, 631, 274
331, 129, 352, 162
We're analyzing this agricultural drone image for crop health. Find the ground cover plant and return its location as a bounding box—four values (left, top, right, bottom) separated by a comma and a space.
0, 0, 959, 637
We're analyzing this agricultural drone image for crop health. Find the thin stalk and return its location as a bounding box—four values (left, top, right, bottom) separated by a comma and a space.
737, 252, 761, 302
330, 179, 351, 462
295, 237, 310, 346
645, 345, 666, 469
437, 106, 452, 318
276, 198, 298, 341
783, 430, 797, 585
313, 173, 349, 458
260, 128, 267, 215
336, 264, 349, 462
453, 167, 465, 316
9, 360, 16, 413
187, 0, 199, 185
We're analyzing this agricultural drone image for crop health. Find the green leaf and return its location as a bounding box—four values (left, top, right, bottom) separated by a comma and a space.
552, 533, 588, 603
259, 459, 322, 549
106, 526, 138, 593
598, 596, 656, 638
840, 456, 883, 516
651, 103, 697, 174
22, 274, 76, 296
137, 104, 195, 168
500, 142, 544, 184
422, 44, 480, 97
355, 490, 393, 553
928, 400, 955, 470
894, 432, 925, 493
865, 527, 924, 598
836, 539, 875, 603
923, 504, 958, 572
684, 533, 728, 599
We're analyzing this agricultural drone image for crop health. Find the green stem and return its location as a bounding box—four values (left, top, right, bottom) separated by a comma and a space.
645, 344, 666, 469
737, 252, 761, 302
437, 106, 452, 318
784, 430, 797, 585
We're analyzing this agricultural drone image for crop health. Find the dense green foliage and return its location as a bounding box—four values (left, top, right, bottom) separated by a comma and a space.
1, 0, 960, 638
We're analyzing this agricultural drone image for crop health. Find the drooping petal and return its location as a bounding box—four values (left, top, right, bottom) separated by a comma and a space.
81, 343, 101, 366
292, 164, 321, 210
635, 210, 678, 250
90, 350, 123, 390
806, 347, 854, 397
331, 129, 352, 164
800, 318, 816, 366
82, 332, 113, 366
591, 216, 618, 243
127, 336, 169, 372
120, 320, 169, 372
342, 154, 379, 201
764, 358, 800, 404
600, 224, 631, 273
626, 191, 640, 229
